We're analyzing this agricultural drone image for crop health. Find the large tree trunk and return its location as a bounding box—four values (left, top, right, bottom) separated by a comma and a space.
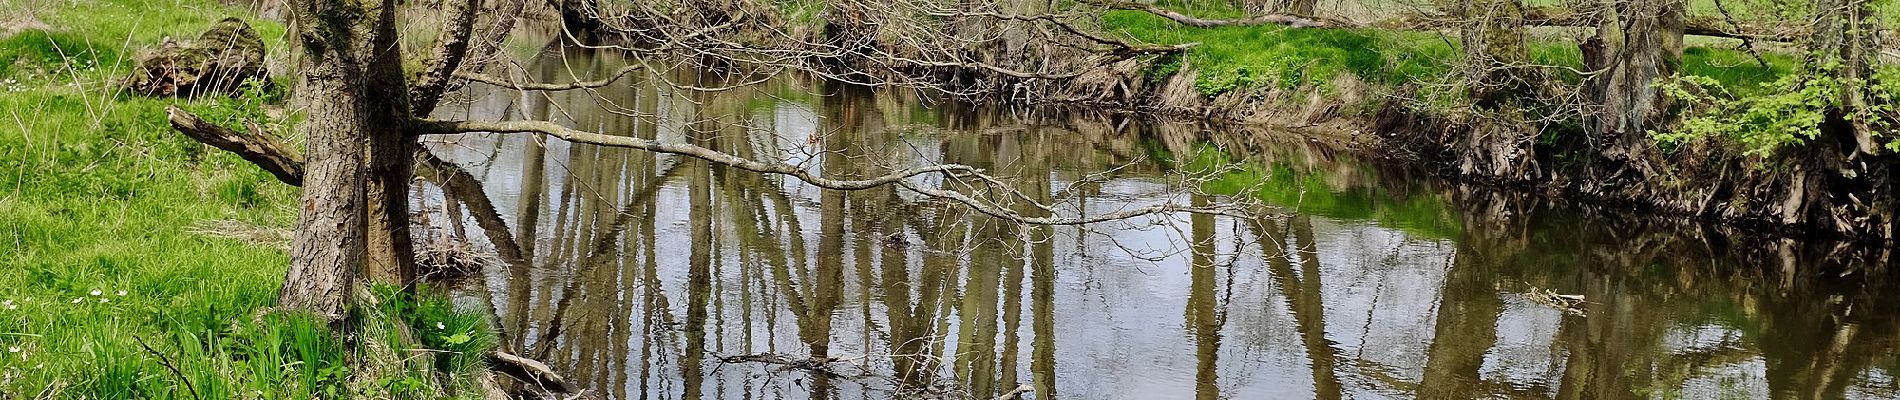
1583, 0, 1683, 177
1811, 0, 1883, 156
362, 13, 417, 287
1272, 0, 1316, 15
276, 0, 395, 317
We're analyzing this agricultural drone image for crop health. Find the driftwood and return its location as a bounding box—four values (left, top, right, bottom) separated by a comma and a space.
487, 350, 586, 397
126, 17, 270, 97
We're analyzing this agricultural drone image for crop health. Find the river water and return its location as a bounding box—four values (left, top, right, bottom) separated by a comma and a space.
418, 42, 1900, 399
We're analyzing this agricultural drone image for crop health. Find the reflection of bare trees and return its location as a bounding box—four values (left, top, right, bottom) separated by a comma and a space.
420, 44, 1900, 400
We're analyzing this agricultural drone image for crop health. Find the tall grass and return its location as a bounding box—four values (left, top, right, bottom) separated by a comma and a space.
2, 0, 496, 397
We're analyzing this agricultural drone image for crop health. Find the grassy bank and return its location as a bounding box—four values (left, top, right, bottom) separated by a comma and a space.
1100, 6, 1798, 114
2, 1, 494, 397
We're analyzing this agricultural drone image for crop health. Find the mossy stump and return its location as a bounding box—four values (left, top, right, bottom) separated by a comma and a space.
125, 17, 268, 97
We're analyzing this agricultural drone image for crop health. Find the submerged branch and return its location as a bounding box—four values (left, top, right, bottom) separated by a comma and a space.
165, 106, 305, 186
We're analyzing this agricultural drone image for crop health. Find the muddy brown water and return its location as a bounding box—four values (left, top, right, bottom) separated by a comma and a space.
418, 45, 1900, 400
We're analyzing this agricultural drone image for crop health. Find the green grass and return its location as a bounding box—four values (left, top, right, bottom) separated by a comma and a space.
2, 0, 496, 397
1106, 10, 1457, 96
1102, 4, 1799, 103
1679, 46, 1796, 95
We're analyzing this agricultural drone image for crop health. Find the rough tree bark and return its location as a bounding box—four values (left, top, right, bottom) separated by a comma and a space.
360, 0, 419, 289
1272, 0, 1317, 16
275, 0, 397, 317
1583, 0, 1684, 177
1811, 0, 1883, 156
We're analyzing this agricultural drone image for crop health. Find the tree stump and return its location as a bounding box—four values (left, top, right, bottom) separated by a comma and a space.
125, 17, 269, 97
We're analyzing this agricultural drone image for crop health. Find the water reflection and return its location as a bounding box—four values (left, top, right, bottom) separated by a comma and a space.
416, 42, 1900, 399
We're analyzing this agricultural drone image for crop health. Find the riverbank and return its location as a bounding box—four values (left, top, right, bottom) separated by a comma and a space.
0, 1, 501, 397
1062, 6, 1899, 244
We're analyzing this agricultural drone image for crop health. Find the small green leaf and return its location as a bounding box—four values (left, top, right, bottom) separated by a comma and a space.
444, 332, 471, 345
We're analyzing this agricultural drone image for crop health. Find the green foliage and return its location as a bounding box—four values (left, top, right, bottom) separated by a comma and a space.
370, 285, 497, 378
1654, 60, 1900, 156
1145, 52, 1184, 82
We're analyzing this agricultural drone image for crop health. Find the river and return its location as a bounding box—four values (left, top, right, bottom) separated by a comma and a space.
416, 39, 1900, 400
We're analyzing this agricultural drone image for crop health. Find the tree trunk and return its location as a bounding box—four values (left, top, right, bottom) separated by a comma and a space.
1272, 0, 1316, 15
1583, 0, 1683, 177
1458, 0, 1534, 106
362, 9, 417, 287
276, 0, 397, 317
1810, 0, 1882, 155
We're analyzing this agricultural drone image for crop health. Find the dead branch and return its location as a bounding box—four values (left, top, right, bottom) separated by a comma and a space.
411, 118, 1257, 225
165, 106, 305, 185
453, 64, 644, 91
487, 350, 581, 395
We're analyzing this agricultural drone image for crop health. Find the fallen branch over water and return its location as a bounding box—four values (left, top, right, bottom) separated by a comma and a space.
412, 118, 1259, 226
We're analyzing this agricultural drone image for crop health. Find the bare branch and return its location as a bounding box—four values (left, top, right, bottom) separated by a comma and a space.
165, 106, 305, 186
453, 64, 644, 91
411, 118, 1258, 225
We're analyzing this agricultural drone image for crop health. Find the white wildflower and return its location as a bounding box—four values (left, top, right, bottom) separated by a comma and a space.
6, 347, 16, 353
436, 322, 446, 330
71, 298, 82, 304
115, 290, 127, 296
99, 298, 109, 303
89, 290, 102, 296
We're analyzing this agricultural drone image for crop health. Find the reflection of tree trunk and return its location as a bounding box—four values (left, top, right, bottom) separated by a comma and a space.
1029, 224, 1057, 400
1554, 275, 1661, 400
1418, 244, 1500, 399
1758, 290, 1877, 400
1187, 195, 1222, 400
1289, 217, 1342, 400
682, 161, 712, 400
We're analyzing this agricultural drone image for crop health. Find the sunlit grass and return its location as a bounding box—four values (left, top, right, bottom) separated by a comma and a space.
2, 0, 495, 397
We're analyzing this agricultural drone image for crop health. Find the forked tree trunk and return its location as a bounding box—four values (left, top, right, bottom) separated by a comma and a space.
363, 12, 418, 287
1583, 0, 1683, 176
277, 0, 410, 317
